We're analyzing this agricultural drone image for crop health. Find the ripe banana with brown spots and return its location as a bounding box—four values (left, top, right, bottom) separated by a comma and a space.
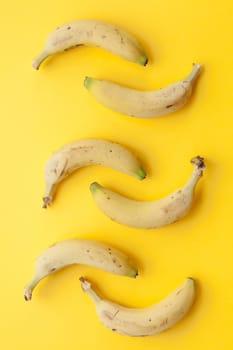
43, 138, 146, 208
84, 63, 201, 118
32, 19, 148, 69
90, 156, 205, 229
80, 277, 195, 336
24, 238, 138, 301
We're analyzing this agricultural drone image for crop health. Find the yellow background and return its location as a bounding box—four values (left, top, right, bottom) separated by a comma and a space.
1, 0, 233, 348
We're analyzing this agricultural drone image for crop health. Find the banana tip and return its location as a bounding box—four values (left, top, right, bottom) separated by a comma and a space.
32, 61, 40, 70
24, 289, 32, 301
187, 277, 195, 282
137, 54, 148, 66
84, 76, 93, 90
42, 196, 52, 208
79, 276, 91, 291
137, 52, 148, 66
192, 62, 202, 69
127, 267, 138, 278
186, 277, 195, 287
79, 276, 85, 283
90, 182, 101, 193
32, 51, 49, 70
135, 167, 147, 180
191, 156, 205, 169
143, 57, 148, 66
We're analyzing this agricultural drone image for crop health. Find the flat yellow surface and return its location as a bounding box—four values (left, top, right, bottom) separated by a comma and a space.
1, 0, 233, 348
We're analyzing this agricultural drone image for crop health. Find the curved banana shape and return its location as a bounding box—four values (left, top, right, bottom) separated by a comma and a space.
32, 19, 148, 69
80, 277, 195, 336
90, 156, 205, 229
24, 238, 138, 301
84, 63, 201, 118
43, 138, 146, 208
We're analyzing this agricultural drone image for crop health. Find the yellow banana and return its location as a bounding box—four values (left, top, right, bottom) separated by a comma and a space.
43, 138, 146, 208
90, 156, 205, 228
80, 277, 195, 336
84, 63, 201, 117
32, 19, 148, 69
24, 238, 138, 301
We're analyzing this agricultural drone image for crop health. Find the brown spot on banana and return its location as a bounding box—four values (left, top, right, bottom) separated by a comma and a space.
176, 289, 183, 295
49, 267, 57, 273
49, 243, 57, 248
54, 35, 73, 46
103, 309, 120, 321
159, 318, 168, 327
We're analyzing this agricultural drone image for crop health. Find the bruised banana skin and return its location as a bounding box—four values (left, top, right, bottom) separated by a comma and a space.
80, 277, 195, 336
43, 138, 146, 208
84, 63, 201, 118
24, 238, 138, 301
32, 19, 148, 69
90, 156, 205, 229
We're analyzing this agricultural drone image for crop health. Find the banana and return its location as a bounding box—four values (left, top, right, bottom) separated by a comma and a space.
84, 63, 201, 118
43, 138, 146, 208
80, 277, 195, 336
24, 238, 138, 301
32, 19, 148, 69
90, 156, 205, 229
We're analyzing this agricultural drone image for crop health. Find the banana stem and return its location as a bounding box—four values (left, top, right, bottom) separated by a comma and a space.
185, 156, 205, 189
32, 51, 49, 70
79, 277, 102, 304
184, 63, 201, 83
